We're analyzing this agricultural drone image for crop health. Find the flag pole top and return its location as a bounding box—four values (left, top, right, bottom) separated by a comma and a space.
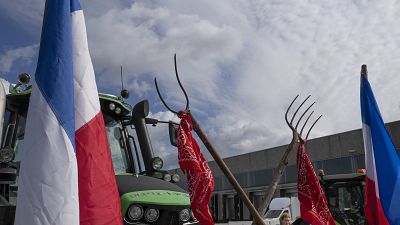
361, 64, 368, 77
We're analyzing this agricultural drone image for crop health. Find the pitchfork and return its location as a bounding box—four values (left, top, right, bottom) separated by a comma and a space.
253, 95, 322, 223
154, 54, 267, 225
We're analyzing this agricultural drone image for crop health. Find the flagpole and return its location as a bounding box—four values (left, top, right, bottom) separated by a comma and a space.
361, 64, 368, 78
189, 112, 266, 225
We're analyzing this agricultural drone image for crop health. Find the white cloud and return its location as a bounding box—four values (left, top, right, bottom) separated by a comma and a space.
204, 113, 288, 156
85, 2, 242, 101
77, 0, 400, 166
126, 79, 151, 98
141, 0, 400, 164
0, 0, 44, 30
149, 110, 180, 123
3, 0, 400, 169
0, 44, 38, 73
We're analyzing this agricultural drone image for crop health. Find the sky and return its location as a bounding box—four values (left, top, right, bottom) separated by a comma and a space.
1, 0, 400, 169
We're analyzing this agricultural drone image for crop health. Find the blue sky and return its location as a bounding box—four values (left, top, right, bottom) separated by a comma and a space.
2, 0, 400, 169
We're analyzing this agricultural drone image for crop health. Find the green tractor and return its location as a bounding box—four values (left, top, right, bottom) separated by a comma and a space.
0, 75, 197, 225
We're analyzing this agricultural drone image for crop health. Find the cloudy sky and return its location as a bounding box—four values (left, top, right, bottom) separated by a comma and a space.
1, 0, 400, 169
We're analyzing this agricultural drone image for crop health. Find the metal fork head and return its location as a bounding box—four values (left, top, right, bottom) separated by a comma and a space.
285, 95, 322, 141
154, 54, 190, 114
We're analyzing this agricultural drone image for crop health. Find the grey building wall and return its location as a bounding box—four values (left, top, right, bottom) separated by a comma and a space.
208, 120, 400, 191
170, 120, 400, 222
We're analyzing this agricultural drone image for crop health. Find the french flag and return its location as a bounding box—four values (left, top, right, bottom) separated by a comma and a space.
360, 65, 400, 225
14, 0, 122, 225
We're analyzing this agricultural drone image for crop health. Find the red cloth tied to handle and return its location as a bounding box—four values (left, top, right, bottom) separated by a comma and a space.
177, 111, 215, 225
297, 141, 336, 225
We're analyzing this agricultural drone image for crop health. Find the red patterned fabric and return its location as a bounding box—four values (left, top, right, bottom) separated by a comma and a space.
297, 141, 336, 225
177, 111, 215, 225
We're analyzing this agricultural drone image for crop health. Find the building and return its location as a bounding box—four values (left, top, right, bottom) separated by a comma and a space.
172, 120, 400, 222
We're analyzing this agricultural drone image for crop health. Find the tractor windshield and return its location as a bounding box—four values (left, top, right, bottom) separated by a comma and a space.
104, 115, 129, 174
326, 181, 366, 224
327, 183, 363, 212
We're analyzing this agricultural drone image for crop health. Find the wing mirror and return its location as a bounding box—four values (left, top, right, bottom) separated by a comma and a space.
168, 121, 179, 147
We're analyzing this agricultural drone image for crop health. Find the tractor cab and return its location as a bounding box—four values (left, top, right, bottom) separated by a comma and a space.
319, 170, 367, 225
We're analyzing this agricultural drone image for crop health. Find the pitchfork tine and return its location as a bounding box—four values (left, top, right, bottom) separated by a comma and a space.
300, 111, 314, 137
290, 95, 311, 125
295, 102, 315, 130
174, 54, 190, 111
154, 77, 178, 114
285, 95, 299, 127
306, 115, 323, 140
154, 54, 190, 114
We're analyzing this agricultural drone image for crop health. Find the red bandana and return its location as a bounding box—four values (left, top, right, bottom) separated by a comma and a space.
297, 141, 336, 225
177, 111, 215, 225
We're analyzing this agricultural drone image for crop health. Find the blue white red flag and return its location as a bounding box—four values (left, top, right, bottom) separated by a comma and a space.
14, 0, 122, 224
360, 66, 400, 225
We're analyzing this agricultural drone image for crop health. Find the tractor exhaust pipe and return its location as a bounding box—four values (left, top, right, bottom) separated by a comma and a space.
131, 100, 154, 173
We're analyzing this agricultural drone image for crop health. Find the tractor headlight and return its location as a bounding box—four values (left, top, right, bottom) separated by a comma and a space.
115, 107, 121, 114
151, 157, 163, 170
163, 173, 171, 182
179, 209, 190, 222
172, 174, 180, 183
0, 147, 14, 164
128, 204, 143, 221
109, 103, 116, 111
144, 208, 159, 222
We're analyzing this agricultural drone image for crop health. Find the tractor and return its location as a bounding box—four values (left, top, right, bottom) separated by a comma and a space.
0, 74, 197, 225
319, 169, 367, 225
290, 170, 367, 225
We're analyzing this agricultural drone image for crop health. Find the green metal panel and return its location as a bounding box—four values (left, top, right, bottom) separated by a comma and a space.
120, 190, 190, 216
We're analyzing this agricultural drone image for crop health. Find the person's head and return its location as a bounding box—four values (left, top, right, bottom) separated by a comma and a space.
280, 212, 291, 225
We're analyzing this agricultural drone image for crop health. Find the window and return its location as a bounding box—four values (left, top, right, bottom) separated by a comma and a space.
14, 114, 26, 162
1, 110, 11, 146
327, 182, 364, 214
104, 117, 129, 174
264, 210, 283, 219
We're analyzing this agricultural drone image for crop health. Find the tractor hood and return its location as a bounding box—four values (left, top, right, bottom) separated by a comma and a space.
116, 174, 187, 195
